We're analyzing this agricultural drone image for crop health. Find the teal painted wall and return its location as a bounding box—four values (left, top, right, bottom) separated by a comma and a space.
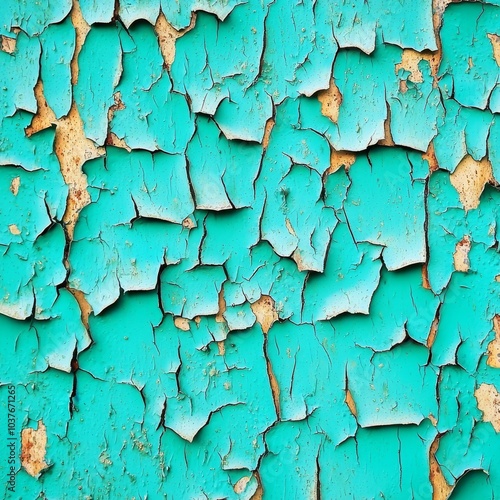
0, 1, 500, 498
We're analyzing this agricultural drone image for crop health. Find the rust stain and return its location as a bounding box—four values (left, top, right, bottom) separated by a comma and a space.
429, 435, 453, 500
233, 475, 252, 494
345, 389, 357, 418
378, 103, 395, 147
70, 0, 90, 86
423, 142, 440, 172
396, 48, 440, 84
422, 263, 432, 290
317, 78, 342, 124
68, 288, 92, 330
9, 177, 20, 196
215, 289, 227, 324
488, 34, 500, 66
154, 11, 196, 69
217, 341, 225, 356
450, 155, 493, 211
8, 224, 21, 235
262, 118, 275, 149
174, 317, 190, 331
0, 34, 16, 54
21, 420, 49, 477
55, 103, 102, 240
326, 149, 356, 175
251, 295, 278, 335
475, 383, 500, 432
453, 235, 471, 272
395, 49, 426, 83
426, 316, 440, 349
487, 315, 500, 369
251, 295, 280, 417
250, 471, 263, 500
25, 80, 56, 136
182, 216, 196, 229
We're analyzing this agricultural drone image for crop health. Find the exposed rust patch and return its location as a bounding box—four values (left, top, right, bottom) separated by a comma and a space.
250, 471, 263, 500
395, 49, 426, 83
70, 0, 90, 86
424, 142, 440, 172
182, 216, 196, 229
429, 435, 453, 500
426, 316, 440, 349
25, 80, 56, 136
233, 475, 252, 494
251, 296, 280, 417
154, 11, 196, 69
9, 177, 20, 196
432, 0, 453, 28
422, 263, 432, 290
54, 103, 102, 240
326, 148, 356, 174
215, 289, 227, 324
317, 78, 342, 124
107, 92, 125, 121
8, 224, 21, 235
396, 48, 440, 85
378, 103, 395, 147
345, 389, 357, 418
453, 235, 471, 272
21, 420, 49, 477
450, 155, 493, 211
430, 0, 447, 83
251, 295, 278, 335
68, 288, 92, 330
106, 132, 132, 151
475, 383, 500, 432
292, 248, 308, 272
217, 341, 225, 356
174, 317, 190, 331
488, 34, 500, 66
487, 315, 500, 368
262, 118, 275, 149
0, 34, 16, 54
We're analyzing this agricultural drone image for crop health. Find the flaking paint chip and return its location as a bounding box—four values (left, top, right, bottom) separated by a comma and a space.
475, 384, 500, 432
251, 295, 278, 335
21, 420, 49, 477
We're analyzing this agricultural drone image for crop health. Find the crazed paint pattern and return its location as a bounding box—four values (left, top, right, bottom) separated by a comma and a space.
0, 0, 499, 498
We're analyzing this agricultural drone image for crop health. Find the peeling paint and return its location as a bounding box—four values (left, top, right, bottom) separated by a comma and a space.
20, 420, 48, 477
475, 384, 500, 432
1, 0, 500, 498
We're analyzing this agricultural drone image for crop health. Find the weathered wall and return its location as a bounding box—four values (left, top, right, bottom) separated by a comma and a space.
0, 0, 499, 498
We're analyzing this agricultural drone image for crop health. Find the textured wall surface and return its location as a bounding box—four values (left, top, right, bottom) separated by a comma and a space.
0, 0, 499, 498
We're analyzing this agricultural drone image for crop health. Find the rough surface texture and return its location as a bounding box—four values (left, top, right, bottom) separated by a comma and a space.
0, 1, 499, 498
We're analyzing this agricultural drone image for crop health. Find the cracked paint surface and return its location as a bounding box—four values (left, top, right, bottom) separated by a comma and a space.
0, 1, 499, 498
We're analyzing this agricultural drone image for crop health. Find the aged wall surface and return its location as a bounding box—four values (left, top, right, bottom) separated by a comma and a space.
0, 0, 499, 498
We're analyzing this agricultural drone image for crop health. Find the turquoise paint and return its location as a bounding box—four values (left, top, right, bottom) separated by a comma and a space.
0, 31, 40, 119
1, 1, 500, 498
0, 0, 72, 37
111, 22, 194, 153
39, 17, 75, 119
439, 3, 500, 110
74, 24, 122, 145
